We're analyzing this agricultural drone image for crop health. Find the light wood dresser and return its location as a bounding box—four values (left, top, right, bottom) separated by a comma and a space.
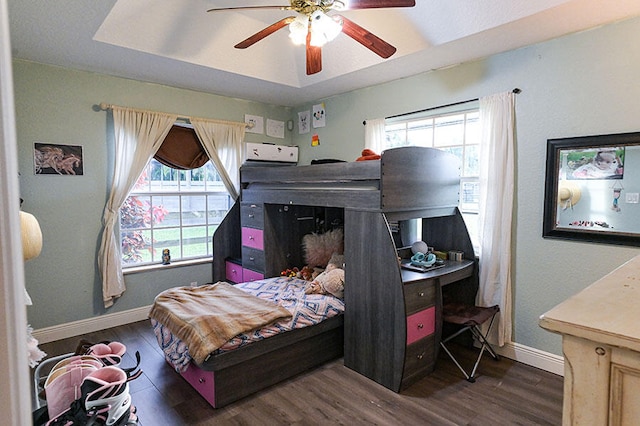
539, 254, 640, 426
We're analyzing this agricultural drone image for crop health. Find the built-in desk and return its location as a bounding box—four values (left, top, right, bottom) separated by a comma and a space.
344, 207, 477, 393
400, 259, 474, 389
400, 259, 475, 285
539, 254, 640, 426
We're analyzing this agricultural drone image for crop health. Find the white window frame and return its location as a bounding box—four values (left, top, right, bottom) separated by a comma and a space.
119, 158, 232, 269
384, 103, 480, 252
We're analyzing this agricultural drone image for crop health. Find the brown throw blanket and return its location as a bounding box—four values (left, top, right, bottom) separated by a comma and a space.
148, 282, 292, 365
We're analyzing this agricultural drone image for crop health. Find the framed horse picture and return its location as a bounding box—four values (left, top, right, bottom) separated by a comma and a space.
34, 143, 84, 176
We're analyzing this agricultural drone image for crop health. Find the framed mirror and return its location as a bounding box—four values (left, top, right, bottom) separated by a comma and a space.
543, 131, 640, 246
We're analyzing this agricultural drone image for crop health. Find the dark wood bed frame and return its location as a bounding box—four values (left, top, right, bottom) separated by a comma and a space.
178, 146, 476, 406
179, 315, 344, 408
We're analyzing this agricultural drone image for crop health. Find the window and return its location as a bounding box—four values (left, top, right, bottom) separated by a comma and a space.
384, 106, 480, 251
119, 159, 232, 266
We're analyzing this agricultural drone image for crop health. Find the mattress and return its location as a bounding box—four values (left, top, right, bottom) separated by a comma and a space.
151, 276, 345, 372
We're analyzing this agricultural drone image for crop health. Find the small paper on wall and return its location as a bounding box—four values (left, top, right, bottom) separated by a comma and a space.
266, 119, 285, 139
298, 110, 310, 134
312, 103, 326, 128
245, 114, 264, 134
312, 134, 320, 146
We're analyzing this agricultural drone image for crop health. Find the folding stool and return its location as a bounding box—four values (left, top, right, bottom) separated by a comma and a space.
439, 303, 500, 382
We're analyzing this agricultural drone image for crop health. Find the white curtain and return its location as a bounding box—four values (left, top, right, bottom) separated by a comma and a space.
191, 118, 246, 200
477, 91, 516, 346
364, 118, 385, 154
98, 107, 177, 308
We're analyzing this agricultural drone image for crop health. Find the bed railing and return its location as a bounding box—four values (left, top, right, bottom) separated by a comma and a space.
240, 146, 461, 214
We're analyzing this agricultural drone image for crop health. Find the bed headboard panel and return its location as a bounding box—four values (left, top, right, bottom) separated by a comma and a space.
380, 147, 460, 215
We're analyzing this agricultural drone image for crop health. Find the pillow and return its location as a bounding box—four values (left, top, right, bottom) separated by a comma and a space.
303, 228, 344, 267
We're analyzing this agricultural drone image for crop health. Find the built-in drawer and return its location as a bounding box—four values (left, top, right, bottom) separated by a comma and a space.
402, 335, 436, 388
180, 363, 216, 407
242, 268, 264, 282
404, 279, 436, 315
406, 306, 436, 345
241, 246, 265, 272
240, 203, 264, 229
225, 260, 243, 283
241, 227, 264, 250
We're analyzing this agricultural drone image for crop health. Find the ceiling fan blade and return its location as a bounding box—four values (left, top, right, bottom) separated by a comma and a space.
306, 29, 322, 75
207, 5, 289, 13
235, 17, 296, 49
338, 16, 396, 58
341, 0, 415, 9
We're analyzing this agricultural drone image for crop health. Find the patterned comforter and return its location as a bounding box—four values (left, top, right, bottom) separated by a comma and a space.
151, 276, 345, 372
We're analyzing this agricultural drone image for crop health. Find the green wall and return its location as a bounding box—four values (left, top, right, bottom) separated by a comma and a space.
289, 16, 640, 355
15, 15, 640, 357
14, 61, 291, 329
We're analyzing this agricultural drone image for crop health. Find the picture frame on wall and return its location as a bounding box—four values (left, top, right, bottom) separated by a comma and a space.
543, 132, 639, 247
34, 142, 84, 176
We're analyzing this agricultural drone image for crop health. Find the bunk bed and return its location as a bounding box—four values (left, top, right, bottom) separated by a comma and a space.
151, 146, 478, 407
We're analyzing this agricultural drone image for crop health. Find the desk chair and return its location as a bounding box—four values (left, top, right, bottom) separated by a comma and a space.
439, 303, 500, 382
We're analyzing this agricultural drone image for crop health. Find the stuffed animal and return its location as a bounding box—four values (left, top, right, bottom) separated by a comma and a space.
296, 265, 315, 281
327, 252, 344, 269
305, 263, 345, 298
280, 267, 299, 278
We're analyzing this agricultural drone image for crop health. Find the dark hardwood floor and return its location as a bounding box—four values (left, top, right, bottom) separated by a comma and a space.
34, 320, 563, 425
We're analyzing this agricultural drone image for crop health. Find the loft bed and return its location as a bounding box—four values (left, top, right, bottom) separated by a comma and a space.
212, 146, 463, 282
240, 146, 461, 214
152, 146, 476, 407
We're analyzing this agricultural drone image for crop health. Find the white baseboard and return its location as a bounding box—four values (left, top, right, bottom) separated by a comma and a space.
32, 306, 565, 376
494, 341, 565, 376
32, 305, 152, 344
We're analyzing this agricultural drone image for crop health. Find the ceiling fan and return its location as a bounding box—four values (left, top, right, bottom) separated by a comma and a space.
207, 0, 416, 75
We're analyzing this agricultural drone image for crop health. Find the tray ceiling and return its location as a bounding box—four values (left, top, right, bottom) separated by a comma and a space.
8, 0, 640, 106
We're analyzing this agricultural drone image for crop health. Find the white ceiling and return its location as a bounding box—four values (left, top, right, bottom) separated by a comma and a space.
8, 0, 640, 107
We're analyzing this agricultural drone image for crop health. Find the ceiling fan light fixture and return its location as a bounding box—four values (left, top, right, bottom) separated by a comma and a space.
309, 11, 343, 47
331, 0, 347, 11
216, 0, 413, 75
288, 15, 309, 45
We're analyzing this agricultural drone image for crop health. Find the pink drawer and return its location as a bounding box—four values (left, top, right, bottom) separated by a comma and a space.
180, 363, 216, 407
242, 268, 264, 282
241, 227, 264, 250
406, 306, 436, 345
225, 261, 242, 283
